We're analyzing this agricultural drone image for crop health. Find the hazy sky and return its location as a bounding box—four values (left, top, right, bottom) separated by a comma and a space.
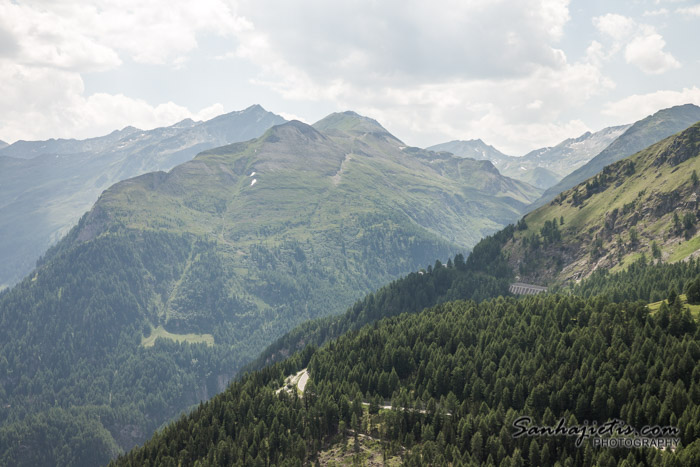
1, 0, 699, 155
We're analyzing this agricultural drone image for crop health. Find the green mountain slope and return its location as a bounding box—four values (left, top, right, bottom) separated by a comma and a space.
111, 268, 700, 466
516, 166, 560, 189
246, 227, 515, 372
506, 120, 700, 286
531, 103, 700, 209
0, 105, 286, 290
0, 113, 541, 464
60, 114, 539, 337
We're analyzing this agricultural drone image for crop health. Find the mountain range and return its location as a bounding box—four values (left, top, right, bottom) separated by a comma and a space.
105, 104, 700, 467
0, 111, 541, 464
512, 125, 631, 182
3, 102, 700, 465
531, 103, 700, 209
428, 125, 629, 189
0, 105, 286, 289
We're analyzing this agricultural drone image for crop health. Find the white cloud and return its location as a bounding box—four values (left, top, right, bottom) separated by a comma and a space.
585, 40, 606, 67
86, 0, 252, 65
0, 0, 242, 142
677, 5, 700, 16
0, 62, 224, 142
593, 13, 680, 74
594, 13, 637, 42
194, 103, 227, 122
624, 33, 680, 74
643, 8, 669, 17
215, 0, 612, 154
235, 0, 572, 86
222, 0, 621, 154
319, 57, 611, 155
602, 86, 700, 122
0, 0, 250, 69
0, 2, 121, 71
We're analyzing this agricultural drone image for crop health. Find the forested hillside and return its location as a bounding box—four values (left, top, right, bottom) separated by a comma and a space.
247, 226, 515, 372
6, 107, 699, 465
111, 259, 700, 465
0, 112, 541, 464
4, 1, 700, 465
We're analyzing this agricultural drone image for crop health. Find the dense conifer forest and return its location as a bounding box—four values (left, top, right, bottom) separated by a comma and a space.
111, 255, 700, 466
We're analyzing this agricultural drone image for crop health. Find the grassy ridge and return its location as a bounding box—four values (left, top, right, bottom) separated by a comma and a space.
533, 103, 700, 208
507, 121, 700, 285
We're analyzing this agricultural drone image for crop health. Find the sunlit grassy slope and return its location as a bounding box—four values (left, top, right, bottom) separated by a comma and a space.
506, 121, 700, 285
532, 103, 700, 208
648, 294, 700, 319
141, 326, 214, 347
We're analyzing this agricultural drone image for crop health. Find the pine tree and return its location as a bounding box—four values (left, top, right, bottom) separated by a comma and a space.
686, 278, 700, 304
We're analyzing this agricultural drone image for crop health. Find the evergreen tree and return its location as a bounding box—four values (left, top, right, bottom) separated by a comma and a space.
686, 277, 700, 304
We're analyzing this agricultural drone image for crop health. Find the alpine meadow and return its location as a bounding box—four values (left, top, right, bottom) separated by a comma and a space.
1, 1, 700, 466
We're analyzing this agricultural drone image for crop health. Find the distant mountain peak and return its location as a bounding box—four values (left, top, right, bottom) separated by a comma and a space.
312, 111, 393, 137
265, 120, 325, 142
631, 103, 700, 130
170, 118, 196, 129
278, 119, 317, 131
205, 105, 284, 126
338, 110, 380, 123
439, 138, 489, 147
659, 103, 700, 113
198, 106, 286, 143
427, 139, 512, 167
244, 104, 265, 112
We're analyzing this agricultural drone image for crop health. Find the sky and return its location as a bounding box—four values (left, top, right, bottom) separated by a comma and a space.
0, 0, 699, 155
